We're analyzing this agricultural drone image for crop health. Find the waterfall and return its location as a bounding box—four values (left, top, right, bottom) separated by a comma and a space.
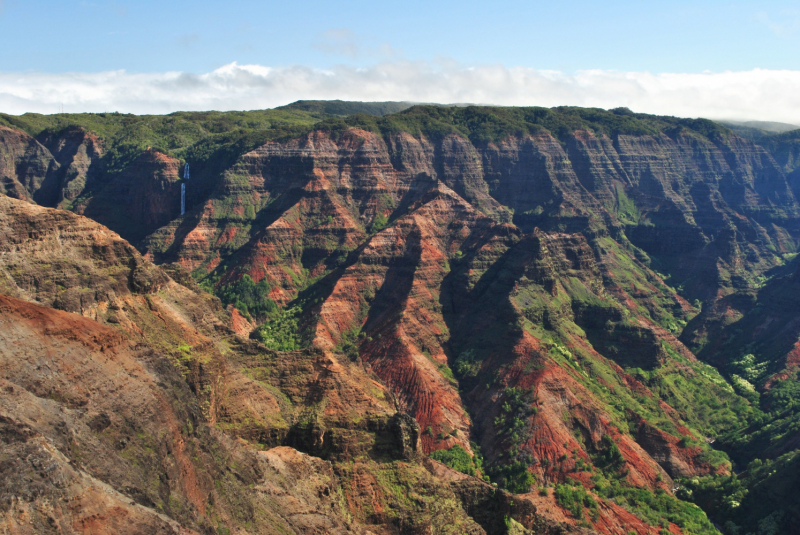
180, 163, 189, 216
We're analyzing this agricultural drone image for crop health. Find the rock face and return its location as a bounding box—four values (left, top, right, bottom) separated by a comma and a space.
304, 183, 498, 454
693, 256, 800, 384
389, 412, 422, 461
0, 294, 407, 534
135, 125, 799, 315
0, 125, 103, 208
0, 194, 167, 314
0, 125, 58, 203
40, 126, 105, 206
3, 105, 800, 534
145, 129, 421, 301
81, 148, 183, 246
0, 294, 208, 534
0, 194, 572, 535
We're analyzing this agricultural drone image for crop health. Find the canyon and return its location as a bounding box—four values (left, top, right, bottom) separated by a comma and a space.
1, 103, 799, 535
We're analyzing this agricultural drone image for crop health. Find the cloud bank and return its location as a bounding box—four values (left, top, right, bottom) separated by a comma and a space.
2, 61, 800, 122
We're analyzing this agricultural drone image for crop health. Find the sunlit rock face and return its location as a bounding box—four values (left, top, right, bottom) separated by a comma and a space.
2, 106, 800, 534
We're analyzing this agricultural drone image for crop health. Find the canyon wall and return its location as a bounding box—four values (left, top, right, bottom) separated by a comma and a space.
3, 106, 799, 534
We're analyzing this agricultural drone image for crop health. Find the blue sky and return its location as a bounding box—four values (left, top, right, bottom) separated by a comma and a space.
3, 0, 799, 73
1, 0, 799, 118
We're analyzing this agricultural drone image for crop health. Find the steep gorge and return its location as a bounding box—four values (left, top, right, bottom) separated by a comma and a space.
2, 104, 800, 534
1, 195, 585, 535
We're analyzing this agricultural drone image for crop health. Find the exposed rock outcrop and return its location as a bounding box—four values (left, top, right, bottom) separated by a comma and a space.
1, 194, 585, 534
0, 125, 103, 208
80, 148, 183, 246
4, 106, 799, 534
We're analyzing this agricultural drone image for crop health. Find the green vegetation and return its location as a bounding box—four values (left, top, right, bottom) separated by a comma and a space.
614, 183, 641, 224
490, 246, 749, 532
491, 459, 536, 494
641, 351, 757, 441
215, 274, 277, 320
309, 104, 733, 147
719, 378, 800, 464
492, 387, 538, 447
767, 378, 800, 413
334, 459, 487, 532
368, 213, 389, 234
482, 387, 540, 493
429, 445, 477, 476
679, 450, 800, 535
279, 100, 413, 117
554, 483, 599, 521
591, 435, 626, 472
513, 253, 752, 446
252, 306, 302, 351
668, 373, 800, 535
336, 327, 361, 361
453, 349, 481, 378
731, 354, 769, 387
591, 475, 717, 534
0, 108, 327, 181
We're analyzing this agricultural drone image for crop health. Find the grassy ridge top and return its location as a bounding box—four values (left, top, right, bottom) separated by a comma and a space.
277, 99, 415, 117
0, 101, 737, 148
0, 107, 323, 140
0, 102, 740, 175
0, 107, 333, 178
316, 104, 733, 145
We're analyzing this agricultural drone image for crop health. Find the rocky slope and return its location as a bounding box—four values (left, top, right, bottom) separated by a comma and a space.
0, 124, 103, 208
0, 193, 588, 535
134, 125, 745, 531
0, 292, 411, 535
2, 104, 800, 534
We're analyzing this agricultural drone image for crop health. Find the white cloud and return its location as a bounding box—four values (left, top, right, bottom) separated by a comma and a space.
2, 61, 800, 123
